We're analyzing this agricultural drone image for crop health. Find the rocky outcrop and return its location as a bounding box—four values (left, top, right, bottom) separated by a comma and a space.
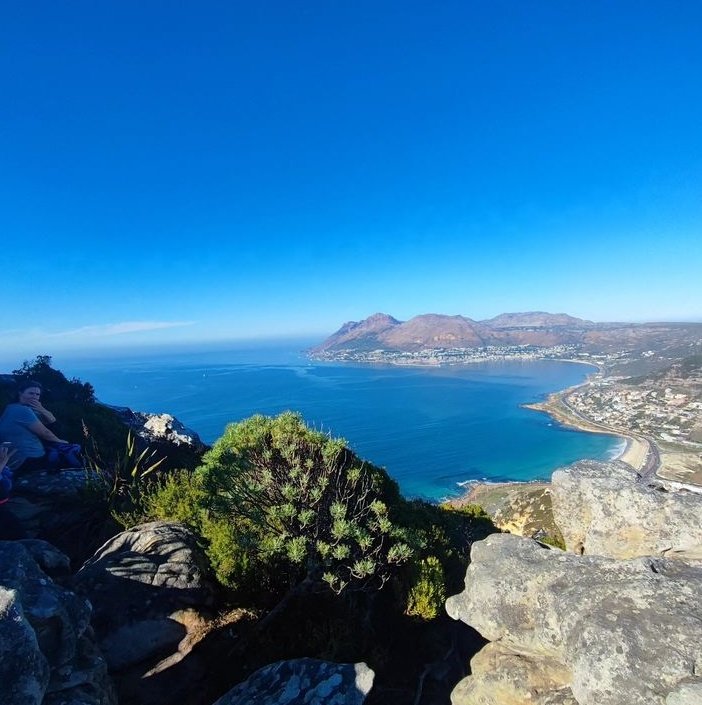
446, 533, 702, 705
8, 469, 118, 565
456, 482, 559, 539
0, 540, 115, 705
108, 406, 206, 451
447, 457, 702, 705
74, 521, 218, 705
213, 658, 375, 705
551, 460, 702, 559
449, 641, 577, 705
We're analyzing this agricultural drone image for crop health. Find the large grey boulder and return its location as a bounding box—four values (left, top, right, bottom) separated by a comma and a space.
446, 533, 702, 705
213, 658, 375, 705
74, 521, 219, 705
0, 541, 115, 705
551, 460, 702, 559
9, 470, 92, 538
75, 521, 216, 671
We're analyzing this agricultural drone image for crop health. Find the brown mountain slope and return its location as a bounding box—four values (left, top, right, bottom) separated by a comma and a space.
482, 312, 593, 329
381, 314, 494, 351
310, 313, 702, 358
309, 313, 400, 352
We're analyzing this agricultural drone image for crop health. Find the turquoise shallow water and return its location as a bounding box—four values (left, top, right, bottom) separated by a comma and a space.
59, 346, 619, 501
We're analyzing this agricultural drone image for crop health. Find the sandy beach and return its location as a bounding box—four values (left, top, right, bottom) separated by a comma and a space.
447, 380, 656, 511
524, 389, 652, 474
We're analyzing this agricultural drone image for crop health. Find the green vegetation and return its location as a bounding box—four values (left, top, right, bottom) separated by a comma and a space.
405, 556, 446, 619
198, 412, 412, 598
539, 533, 566, 550
119, 411, 496, 616
86, 430, 166, 527
2, 358, 500, 702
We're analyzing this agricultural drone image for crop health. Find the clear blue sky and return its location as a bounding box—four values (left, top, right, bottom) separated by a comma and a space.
2, 1, 701, 359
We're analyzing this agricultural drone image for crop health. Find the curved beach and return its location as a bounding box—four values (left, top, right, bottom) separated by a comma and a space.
524, 388, 653, 474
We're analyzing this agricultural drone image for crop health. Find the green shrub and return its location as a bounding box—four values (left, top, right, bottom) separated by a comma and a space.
138, 468, 206, 526
394, 498, 497, 597
198, 412, 413, 599
405, 556, 446, 620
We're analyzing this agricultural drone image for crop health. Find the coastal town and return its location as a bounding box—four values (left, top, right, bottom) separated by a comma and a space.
310, 344, 581, 365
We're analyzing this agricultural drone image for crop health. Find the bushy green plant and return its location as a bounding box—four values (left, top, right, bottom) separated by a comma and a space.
198, 412, 413, 599
394, 498, 497, 598
13, 355, 95, 404
137, 468, 205, 526
405, 556, 446, 620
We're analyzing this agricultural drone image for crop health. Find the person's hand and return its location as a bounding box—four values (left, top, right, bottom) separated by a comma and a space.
27, 400, 56, 422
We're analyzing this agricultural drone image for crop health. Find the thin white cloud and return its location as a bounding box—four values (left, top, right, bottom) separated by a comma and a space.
46, 320, 196, 339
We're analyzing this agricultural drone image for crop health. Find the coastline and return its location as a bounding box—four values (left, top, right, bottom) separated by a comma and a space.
523, 388, 652, 474
447, 370, 655, 510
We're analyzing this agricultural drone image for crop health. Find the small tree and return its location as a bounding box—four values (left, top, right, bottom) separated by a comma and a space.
198, 412, 413, 602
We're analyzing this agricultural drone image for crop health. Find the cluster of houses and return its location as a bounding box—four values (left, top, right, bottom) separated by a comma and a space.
313, 344, 580, 365
567, 371, 702, 446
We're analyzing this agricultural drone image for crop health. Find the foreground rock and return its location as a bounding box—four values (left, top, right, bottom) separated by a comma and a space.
446, 533, 702, 705
552, 460, 702, 559
0, 540, 115, 705
74, 521, 217, 705
213, 658, 375, 705
9, 469, 108, 558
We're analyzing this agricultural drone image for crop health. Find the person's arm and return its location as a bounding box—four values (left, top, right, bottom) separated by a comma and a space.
27, 400, 56, 424
28, 420, 67, 444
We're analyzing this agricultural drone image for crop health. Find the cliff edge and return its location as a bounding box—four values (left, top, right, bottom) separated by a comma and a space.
446, 459, 702, 705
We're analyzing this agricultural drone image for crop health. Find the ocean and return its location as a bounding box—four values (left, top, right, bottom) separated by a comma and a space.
58, 344, 619, 502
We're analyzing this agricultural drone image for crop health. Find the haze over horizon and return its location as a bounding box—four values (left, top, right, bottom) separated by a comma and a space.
3, 2, 701, 360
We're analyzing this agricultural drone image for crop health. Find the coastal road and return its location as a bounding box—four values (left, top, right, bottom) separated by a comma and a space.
559, 391, 661, 478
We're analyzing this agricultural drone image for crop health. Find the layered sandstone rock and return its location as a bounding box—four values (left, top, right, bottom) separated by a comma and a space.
551, 460, 702, 559
447, 534, 702, 705
447, 458, 702, 705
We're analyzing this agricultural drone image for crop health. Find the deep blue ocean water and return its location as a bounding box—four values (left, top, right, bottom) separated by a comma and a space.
58, 345, 619, 502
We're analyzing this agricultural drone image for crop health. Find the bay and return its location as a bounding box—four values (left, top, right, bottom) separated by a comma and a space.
58, 344, 619, 501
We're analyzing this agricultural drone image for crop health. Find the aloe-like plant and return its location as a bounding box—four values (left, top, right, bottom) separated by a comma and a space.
83, 425, 165, 524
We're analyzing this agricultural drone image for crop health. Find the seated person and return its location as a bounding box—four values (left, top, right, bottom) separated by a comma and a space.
0, 380, 78, 472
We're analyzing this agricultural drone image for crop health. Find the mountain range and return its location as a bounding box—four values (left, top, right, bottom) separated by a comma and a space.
309, 312, 702, 357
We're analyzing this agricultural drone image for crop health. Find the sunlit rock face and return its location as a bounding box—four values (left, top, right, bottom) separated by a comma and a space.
446, 457, 702, 705
551, 460, 702, 560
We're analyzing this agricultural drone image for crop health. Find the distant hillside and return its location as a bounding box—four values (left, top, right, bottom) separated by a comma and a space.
310, 311, 593, 354
310, 313, 400, 352
309, 313, 496, 353
482, 312, 593, 329
309, 312, 702, 366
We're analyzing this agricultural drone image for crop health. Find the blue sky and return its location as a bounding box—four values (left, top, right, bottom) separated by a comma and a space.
2, 1, 701, 359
